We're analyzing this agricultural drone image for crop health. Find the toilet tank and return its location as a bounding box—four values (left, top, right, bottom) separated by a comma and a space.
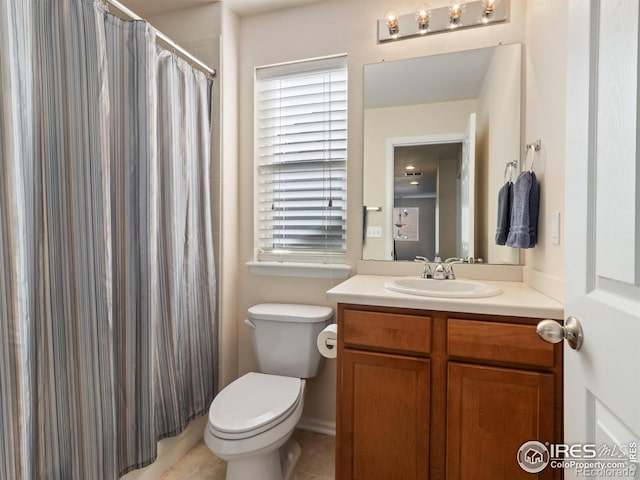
247, 303, 333, 378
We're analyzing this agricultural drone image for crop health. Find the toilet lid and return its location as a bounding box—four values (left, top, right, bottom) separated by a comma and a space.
248, 304, 333, 323
209, 372, 302, 437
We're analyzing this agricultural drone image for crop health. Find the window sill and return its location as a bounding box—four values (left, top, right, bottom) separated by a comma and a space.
246, 261, 351, 279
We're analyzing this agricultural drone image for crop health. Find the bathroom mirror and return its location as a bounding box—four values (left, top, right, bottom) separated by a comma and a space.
362, 44, 522, 264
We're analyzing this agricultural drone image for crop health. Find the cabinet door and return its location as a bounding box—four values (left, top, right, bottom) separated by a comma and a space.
447, 363, 555, 480
338, 349, 430, 480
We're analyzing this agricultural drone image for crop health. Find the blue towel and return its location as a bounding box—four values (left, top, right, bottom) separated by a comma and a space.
495, 181, 512, 245
528, 172, 539, 247
506, 171, 539, 248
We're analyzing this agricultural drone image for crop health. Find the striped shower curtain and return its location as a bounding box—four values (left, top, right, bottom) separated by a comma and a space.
0, 1, 217, 479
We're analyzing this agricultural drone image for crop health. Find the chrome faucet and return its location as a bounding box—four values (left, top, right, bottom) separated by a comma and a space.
414, 256, 432, 279
432, 262, 446, 280
429, 258, 464, 280
415, 256, 464, 280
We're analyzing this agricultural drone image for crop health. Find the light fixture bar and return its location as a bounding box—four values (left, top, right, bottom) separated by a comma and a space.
377, 0, 508, 43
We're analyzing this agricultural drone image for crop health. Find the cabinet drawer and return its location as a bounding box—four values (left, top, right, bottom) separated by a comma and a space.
342, 309, 431, 354
447, 319, 555, 368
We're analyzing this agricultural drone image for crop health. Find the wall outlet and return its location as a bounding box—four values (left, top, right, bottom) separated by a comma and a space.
366, 226, 383, 238
551, 212, 561, 245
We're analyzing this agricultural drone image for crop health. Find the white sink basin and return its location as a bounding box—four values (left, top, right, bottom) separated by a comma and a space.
384, 277, 502, 298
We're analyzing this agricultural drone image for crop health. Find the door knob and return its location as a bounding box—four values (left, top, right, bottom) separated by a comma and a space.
536, 316, 584, 350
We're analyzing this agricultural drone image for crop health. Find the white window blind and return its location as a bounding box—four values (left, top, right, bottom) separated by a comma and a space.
256, 56, 347, 264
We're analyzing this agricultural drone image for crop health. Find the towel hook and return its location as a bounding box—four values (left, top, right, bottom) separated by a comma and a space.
504, 160, 517, 183
524, 139, 541, 171
526, 139, 542, 152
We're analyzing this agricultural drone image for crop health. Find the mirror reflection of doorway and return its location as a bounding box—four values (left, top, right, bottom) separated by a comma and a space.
393, 142, 463, 261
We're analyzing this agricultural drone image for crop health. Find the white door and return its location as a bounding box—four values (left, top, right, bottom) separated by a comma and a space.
460, 113, 476, 259
564, 0, 640, 478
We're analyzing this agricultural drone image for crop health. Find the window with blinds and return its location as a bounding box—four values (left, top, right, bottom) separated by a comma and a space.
256, 56, 347, 264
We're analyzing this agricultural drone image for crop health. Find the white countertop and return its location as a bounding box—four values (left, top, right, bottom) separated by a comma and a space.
326, 275, 564, 320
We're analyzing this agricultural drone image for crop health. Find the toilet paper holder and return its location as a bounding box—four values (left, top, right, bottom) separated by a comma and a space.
324, 337, 336, 350
317, 324, 338, 359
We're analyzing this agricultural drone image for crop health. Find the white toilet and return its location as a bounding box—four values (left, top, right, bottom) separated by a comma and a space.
204, 303, 333, 480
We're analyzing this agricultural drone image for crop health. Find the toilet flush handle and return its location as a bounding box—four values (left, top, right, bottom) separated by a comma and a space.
244, 318, 256, 329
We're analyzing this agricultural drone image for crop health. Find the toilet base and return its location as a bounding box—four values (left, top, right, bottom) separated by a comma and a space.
280, 437, 301, 480
225, 438, 301, 480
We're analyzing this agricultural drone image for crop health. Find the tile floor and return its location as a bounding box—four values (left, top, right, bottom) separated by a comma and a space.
160, 429, 335, 480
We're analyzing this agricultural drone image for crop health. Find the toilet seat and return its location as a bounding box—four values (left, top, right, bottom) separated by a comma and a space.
208, 372, 302, 440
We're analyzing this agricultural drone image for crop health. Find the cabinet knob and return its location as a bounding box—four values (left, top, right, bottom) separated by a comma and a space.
536, 316, 583, 351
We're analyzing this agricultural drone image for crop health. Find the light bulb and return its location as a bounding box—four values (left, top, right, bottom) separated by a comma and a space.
384, 9, 400, 37
448, 2, 464, 28
415, 4, 430, 33
481, 0, 498, 14
449, 3, 463, 19
384, 9, 399, 24
480, 0, 499, 23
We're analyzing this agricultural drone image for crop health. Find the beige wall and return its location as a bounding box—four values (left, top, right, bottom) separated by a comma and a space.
148, 4, 220, 63
476, 44, 522, 265
217, 3, 241, 391
362, 99, 478, 260
523, 0, 567, 291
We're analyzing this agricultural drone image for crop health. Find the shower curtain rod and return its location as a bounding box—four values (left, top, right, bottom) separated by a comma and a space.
105, 0, 217, 78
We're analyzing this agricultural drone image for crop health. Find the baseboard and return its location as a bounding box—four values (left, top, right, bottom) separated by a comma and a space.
297, 417, 336, 436
522, 266, 564, 304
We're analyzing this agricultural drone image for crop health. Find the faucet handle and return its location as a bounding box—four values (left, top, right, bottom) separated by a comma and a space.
415, 256, 432, 278
445, 263, 456, 280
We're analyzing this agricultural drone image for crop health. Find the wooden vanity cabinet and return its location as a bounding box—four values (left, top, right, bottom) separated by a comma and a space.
336, 307, 432, 480
335, 304, 563, 480
339, 349, 430, 480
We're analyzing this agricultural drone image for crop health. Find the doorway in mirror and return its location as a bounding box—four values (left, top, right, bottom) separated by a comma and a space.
391, 141, 464, 262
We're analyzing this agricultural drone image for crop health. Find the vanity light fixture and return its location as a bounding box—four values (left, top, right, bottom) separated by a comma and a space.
377, 0, 508, 43
410, 181, 420, 186
405, 165, 416, 170
384, 9, 400, 38
415, 4, 431, 33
